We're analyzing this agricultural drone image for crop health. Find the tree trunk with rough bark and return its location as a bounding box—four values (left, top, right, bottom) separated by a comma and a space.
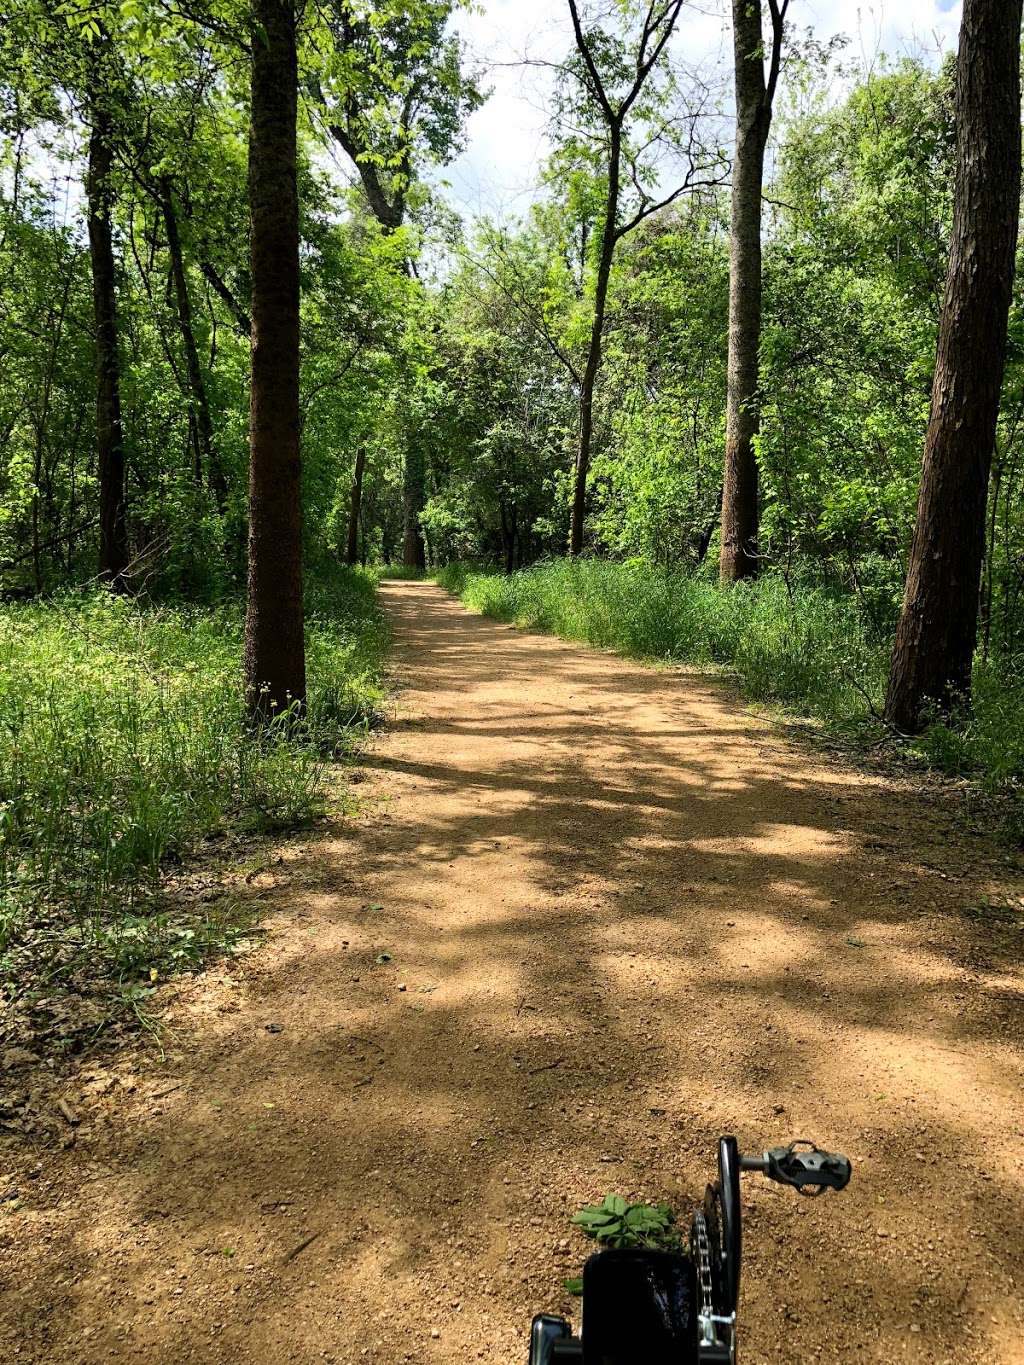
884, 0, 1022, 733
243, 0, 305, 717
569, 124, 620, 558
720, 0, 776, 582
346, 447, 365, 566
85, 79, 129, 589
160, 177, 224, 504
402, 499, 426, 569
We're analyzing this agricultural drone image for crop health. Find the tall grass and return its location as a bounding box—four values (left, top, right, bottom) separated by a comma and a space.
436, 559, 1024, 800
437, 559, 886, 723
376, 564, 430, 581
0, 567, 387, 1009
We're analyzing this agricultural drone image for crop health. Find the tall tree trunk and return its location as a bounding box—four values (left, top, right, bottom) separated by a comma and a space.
160, 177, 224, 505
401, 445, 426, 568
884, 0, 1022, 733
346, 447, 366, 566
243, 0, 305, 717
402, 445, 426, 570
499, 498, 514, 574
569, 123, 620, 558
85, 81, 129, 589
720, 0, 776, 582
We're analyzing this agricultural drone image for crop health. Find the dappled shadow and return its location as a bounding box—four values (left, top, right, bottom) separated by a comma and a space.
3, 580, 1022, 1365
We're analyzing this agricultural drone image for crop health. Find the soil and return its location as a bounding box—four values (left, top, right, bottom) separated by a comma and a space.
2, 579, 1023, 1364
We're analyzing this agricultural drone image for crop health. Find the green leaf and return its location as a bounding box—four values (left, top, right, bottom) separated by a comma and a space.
571, 1208, 615, 1228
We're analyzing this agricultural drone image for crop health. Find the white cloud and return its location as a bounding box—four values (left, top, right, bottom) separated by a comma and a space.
440, 0, 963, 222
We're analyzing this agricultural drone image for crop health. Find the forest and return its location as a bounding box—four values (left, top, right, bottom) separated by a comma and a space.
1, 1, 1023, 1362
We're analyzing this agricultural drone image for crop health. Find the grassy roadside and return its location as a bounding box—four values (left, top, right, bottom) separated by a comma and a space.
435, 559, 1024, 816
0, 566, 388, 1046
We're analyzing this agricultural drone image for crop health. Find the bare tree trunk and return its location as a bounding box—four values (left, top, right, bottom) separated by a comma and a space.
243, 0, 305, 717
884, 0, 1022, 733
570, 124, 620, 558
720, 0, 784, 582
346, 447, 365, 566
402, 445, 426, 570
160, 177, 225, 505
86, 80, 129, 589
402, 466, 426, 565
564, 0, 690, 555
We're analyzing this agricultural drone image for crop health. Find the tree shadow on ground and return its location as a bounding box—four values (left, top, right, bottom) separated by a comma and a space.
4, 581, 1022, 1365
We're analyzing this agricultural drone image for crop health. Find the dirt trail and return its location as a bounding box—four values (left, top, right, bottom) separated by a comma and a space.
3, 580, 1024, 1364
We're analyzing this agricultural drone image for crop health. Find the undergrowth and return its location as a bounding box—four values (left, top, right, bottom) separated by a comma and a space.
435, 559, 1024, 806
376, 564, 430, 581
437, 559, 885, 723
0, 566, 387, 1036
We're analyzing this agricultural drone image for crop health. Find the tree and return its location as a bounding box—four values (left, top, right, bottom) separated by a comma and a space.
719, 0, 789, 583
563, 0, 718, 556
160, 175, 221, 498
242, 0, 305, 716
346, 446, 366, 565
884, 0, 1023, 732
85, 41, 130, 587
321, 0, 479, 234
320, 0, 480, 568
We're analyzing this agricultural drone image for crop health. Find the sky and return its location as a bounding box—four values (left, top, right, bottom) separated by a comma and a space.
440, 0, 964, 221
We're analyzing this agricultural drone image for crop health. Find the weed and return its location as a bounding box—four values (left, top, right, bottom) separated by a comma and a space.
0, 566, 387, 1027
564, 1192, 680, 1294
570, 1193, 679, 1252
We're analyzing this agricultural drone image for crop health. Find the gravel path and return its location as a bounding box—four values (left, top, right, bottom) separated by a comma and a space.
3, 579, 1023, 1363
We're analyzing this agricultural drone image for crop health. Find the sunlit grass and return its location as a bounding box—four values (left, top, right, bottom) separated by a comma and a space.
437, 558, 885, 723
436, 559, 1024, 807
0, 567, 387, 1006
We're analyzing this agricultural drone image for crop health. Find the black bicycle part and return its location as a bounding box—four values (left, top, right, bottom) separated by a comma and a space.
530, 1136, 852, 1364
580, 1248, 699, 1365
528, 1314, 582, 1364
717, 1135, 742, 1314
742, 1140, 852, 1196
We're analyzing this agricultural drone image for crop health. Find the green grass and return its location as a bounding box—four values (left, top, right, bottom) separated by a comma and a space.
436, 559, 1024, 804
376, 564, 430, 581
0, 566, 387, 1024
437, 559, 885, 724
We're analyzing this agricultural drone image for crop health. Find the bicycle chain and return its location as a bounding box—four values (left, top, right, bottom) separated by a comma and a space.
692, 1209, 714, 1322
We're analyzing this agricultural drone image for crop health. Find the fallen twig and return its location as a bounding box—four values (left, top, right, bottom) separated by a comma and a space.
150, 1082, 184, 1100
56, 1098, 80, 1126
528, 1057, 565, 1076
283, 1230, 321, 1264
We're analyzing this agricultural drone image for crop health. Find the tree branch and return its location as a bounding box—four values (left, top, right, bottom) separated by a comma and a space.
462, 246, 583, 388
765, 0, 791, 107
567, 0, 616, 123
620, 0, 685, 120
200, 262, 251, 336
